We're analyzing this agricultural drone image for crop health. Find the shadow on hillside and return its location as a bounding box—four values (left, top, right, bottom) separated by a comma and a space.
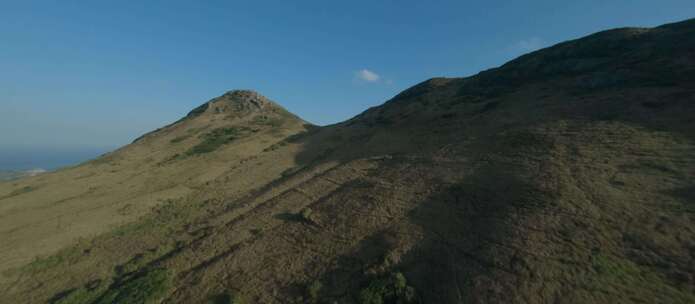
311, 231, 397, 302
276, 30, 695, 301
395, 163, 544, 303
285, 85, 695, 177
287, 123, 370, 168
662, 185, 695, 212
282, 20, 695, 163
305, 159, 543, 303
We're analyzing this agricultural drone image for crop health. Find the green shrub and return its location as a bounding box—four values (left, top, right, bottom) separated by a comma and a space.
392, 272, 406, 292
359, 272, 417, 304
359, 279, 389, 304
185, 127, 250, 155
306, 280, 322, 303
299, 208, 314, 223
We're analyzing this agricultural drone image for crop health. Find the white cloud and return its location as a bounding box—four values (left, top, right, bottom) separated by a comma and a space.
512, 37, 545, 53
356, 69, 380, 82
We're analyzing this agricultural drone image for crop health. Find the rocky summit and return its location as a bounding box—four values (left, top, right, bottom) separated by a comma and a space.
1, 18, 694, 304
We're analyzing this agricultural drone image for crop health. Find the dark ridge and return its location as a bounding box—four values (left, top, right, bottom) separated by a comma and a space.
185, 102, 210, 118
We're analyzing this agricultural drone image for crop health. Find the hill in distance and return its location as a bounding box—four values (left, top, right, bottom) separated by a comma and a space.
1, 18, 694, 304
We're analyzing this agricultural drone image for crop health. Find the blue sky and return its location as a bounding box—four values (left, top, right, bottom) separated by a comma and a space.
1, 1, 694, 168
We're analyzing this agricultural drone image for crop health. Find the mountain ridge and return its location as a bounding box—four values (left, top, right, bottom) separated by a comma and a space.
1, 18, 694, 304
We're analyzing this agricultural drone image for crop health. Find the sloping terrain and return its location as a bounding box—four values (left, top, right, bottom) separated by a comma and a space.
0, 90, 310, 276
1, 19, 694, 304
0, 169, 46, 182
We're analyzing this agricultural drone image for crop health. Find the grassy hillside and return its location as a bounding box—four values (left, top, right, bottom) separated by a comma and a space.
0, 90, 310, 279
0, 169, 47, 181
1, 19, 694, 304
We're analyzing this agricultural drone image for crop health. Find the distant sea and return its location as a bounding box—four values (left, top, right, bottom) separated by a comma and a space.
0, 147, 115, 171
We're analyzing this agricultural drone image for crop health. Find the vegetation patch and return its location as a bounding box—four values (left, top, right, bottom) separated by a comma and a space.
109, 199, 195, 238
45, 241, 177, 304
262, 127, 317, 152
359, 272, 418, 304
21, 245, 83, 273
306, 281, 322, 303
299, 207, 315, 224
94, 268, 172, 304
586, 253, 695, 302
110, 217, 158, 238
185, 127, 252, 156
52, 281, 109, 304
0, 185, 37, 200
280, 166, 304, 178
252, 115, 284, 128
263, 140, 288, 152
169, 135, 191, 144
114, 244, 176, 276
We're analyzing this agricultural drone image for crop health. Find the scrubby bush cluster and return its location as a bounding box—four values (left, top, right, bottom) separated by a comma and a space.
359, 272, 418, 304
306, 280, 322, 303
299, 207, 314, 223
186, 127, 253, 155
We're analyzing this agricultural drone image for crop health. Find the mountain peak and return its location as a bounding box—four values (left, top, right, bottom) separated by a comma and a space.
185, 89, 283, 118
133, 89, 302, 144
220, 89, 269, 105
213, 89, 277, 112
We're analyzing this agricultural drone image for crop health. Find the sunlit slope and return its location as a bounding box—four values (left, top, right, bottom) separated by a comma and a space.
0, 90, 311, 275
